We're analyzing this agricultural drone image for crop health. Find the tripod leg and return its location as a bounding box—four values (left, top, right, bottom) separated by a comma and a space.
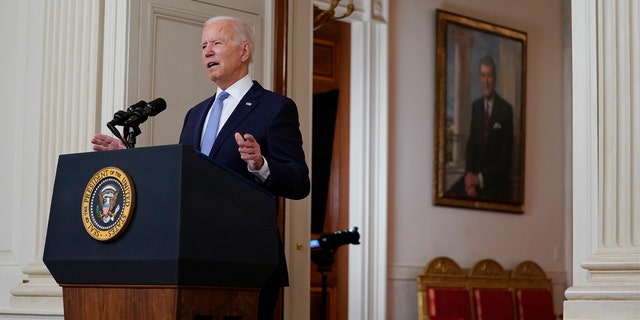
321, 271, 328, 320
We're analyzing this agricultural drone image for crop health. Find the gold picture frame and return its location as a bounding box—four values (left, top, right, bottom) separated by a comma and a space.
433, 10, 527, 213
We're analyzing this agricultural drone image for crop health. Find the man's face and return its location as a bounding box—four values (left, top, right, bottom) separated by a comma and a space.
479, 64, 495, 98
201, 20, 248, 89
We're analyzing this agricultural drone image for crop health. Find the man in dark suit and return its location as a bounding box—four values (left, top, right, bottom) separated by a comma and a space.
92, 16, 310, 320
179, 16, 310, 201
449, 55, 514, 201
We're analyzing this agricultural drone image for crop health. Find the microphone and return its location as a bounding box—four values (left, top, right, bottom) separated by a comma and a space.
108, 101, 146, 126
123, 98, 167, 126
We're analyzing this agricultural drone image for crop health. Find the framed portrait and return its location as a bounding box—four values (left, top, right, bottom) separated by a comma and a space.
432, 10, 527, 213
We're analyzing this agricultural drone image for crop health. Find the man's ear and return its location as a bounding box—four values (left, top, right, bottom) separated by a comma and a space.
240, 42, 251, 62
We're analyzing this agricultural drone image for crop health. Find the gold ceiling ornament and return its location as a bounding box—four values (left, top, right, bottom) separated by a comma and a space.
314, 0, 355, 30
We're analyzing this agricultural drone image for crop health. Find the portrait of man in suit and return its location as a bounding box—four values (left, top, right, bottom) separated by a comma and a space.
448, 55, 514, 201
434, 11, 526, 212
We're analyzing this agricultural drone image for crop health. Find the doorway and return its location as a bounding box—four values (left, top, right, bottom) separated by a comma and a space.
310, 19, 351, 320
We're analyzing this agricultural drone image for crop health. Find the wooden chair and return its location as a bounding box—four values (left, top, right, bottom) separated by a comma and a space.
468, 259, 515, 320
510, 260, 557, 320
417, 257, 473, 320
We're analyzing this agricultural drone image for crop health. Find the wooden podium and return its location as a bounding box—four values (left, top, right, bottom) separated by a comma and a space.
43, 145, 279, 320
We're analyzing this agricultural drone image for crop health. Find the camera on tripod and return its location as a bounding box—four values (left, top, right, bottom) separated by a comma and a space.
310, 227, 360, 269
310, 227, 360, 252
310, 227, 360, 320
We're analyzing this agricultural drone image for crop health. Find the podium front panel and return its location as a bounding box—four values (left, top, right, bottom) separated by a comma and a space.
43, 144, 279, 287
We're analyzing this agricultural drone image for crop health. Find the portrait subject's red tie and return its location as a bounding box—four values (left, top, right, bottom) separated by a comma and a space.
483, 101, 490, 139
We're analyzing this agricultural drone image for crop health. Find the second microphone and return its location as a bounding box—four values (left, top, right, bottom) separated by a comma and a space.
124, 98, 167, 126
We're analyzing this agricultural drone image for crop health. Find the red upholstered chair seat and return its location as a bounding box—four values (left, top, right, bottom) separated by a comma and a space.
426, 287, 472, 320
516, 289, 556, 320
473, 288, 516, 320
418, 258, 558, 320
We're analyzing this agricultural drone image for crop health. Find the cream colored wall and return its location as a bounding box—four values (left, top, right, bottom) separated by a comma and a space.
387, 0, 568, 318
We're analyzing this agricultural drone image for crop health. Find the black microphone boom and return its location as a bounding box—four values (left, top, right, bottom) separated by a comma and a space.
123, 98, 167, 126
105, 97, 167, 149
108, 100, 146, 126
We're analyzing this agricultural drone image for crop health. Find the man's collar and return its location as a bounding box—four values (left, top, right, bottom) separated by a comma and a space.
217, 74, 253, 100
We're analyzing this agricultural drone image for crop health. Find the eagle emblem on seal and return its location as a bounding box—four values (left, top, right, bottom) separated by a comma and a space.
96, 184, 120, 223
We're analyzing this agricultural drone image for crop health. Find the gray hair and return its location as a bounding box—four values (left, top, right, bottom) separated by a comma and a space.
204, 16, 254, 60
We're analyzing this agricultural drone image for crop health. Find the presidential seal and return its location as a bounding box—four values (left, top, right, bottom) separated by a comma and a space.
81, 166, 135, 241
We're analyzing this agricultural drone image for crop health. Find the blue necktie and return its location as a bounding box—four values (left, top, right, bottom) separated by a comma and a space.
201, 91, 230, 154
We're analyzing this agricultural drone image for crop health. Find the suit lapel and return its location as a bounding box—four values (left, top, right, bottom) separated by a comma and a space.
210, 82, 263, 156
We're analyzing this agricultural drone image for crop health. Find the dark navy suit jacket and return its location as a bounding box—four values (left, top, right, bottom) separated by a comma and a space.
179, 81, 310, 287
179, 81, 310, 200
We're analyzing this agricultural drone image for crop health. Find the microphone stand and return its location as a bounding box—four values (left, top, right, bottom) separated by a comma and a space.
107, 122, 130, 149
107, 122, 140, 149
124, 124, 141, 149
